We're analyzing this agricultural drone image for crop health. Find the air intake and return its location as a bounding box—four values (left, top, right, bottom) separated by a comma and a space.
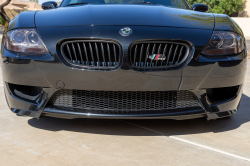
60, 40, 122, 70
130, 41, 191, 71
46, 90, 202, 115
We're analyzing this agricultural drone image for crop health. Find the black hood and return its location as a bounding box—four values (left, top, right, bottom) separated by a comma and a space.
35, 4, 214, 29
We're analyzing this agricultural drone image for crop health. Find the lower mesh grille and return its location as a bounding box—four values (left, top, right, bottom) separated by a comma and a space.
46, 90, 202, 115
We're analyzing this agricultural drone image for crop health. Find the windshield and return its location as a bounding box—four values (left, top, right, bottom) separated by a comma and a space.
61, 0, 189, 9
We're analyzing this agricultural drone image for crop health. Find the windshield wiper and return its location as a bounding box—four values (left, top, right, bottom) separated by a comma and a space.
126, 2, 157, 4
66, 2, 90, 6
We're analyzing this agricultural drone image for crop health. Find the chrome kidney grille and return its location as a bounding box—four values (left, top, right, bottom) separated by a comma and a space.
130, 41, 191, 71
60, 40, 122, 70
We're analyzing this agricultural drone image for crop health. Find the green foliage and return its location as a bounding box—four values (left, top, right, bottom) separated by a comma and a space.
29, 0, 39, 3
186, 0, 245, 16
0, 16, 5, 25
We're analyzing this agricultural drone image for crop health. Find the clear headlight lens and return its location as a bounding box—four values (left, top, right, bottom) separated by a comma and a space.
202, 31, 244, 56
4, 29, 49, 55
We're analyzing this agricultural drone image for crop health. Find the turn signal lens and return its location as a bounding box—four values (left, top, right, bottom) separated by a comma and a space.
202, 31, 244, 56
4, 29, 49, 55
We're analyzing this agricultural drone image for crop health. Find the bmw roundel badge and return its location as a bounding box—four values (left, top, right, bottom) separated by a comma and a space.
119, 27, 132, 36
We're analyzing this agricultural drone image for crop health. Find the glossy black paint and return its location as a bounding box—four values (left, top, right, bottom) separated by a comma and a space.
6, 11, 36, 31
213, 14, 244, 35
192, 3, 209, 13
1, 2, 247, 120
2, 26, 213, 90
35, 4, 215, 29
198, 51, 247, 62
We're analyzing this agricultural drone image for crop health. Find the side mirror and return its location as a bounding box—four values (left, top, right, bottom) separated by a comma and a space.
192, 3, 209, 13
42, 1, 58, 10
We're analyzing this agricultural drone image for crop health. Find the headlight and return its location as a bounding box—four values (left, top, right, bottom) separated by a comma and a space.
202, 31, 244, 56
4, 29, 49, 55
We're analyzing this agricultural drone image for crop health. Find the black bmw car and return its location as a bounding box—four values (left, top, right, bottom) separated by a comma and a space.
1, 0, 247, 120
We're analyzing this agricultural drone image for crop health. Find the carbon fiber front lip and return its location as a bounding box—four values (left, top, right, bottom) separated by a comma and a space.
42, 106, 205, 119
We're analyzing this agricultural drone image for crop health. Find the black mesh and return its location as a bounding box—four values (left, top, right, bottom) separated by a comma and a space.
47, 90, 202, 114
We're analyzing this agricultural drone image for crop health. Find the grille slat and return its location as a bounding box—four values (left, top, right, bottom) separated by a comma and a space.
113, 44, 117, 65
177, 46, 184, 63
66, 45, 72, 61
172, 45, 179, 65
156, 44, 161, 67
145, 43, 150, 67
167, 44, 173, 66
134, 45, 137, 66
130, 41, 191, 71
77, 43, 83, 64
139, 44, 144, 67
71, 43, 78, 63
47, 90, 202, 115
60, 40, 121, 70
162, 44, 167, 66
82, 43, 89, 64
107, 43, 111, 66
94, 43, 100, 66
89, 43, 94, 66
150, 44, 156, 67
100, 43, 105, 66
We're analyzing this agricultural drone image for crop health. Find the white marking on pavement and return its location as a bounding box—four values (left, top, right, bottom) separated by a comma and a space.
121, 120, 250, 163
169, 136, 250, 162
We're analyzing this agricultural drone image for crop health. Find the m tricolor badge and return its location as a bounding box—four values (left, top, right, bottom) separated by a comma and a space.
148, 54, 166, 60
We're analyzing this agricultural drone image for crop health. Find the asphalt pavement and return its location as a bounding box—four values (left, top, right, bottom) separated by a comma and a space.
0, 30, 250, 165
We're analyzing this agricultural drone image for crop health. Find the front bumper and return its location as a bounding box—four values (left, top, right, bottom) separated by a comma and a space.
2, 50, 247, 120
1, 26, 247, 120
2, 53, 247, 120
3, 81, 244, 120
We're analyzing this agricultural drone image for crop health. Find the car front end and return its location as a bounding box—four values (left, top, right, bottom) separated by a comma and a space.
1, 2, 247, 120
